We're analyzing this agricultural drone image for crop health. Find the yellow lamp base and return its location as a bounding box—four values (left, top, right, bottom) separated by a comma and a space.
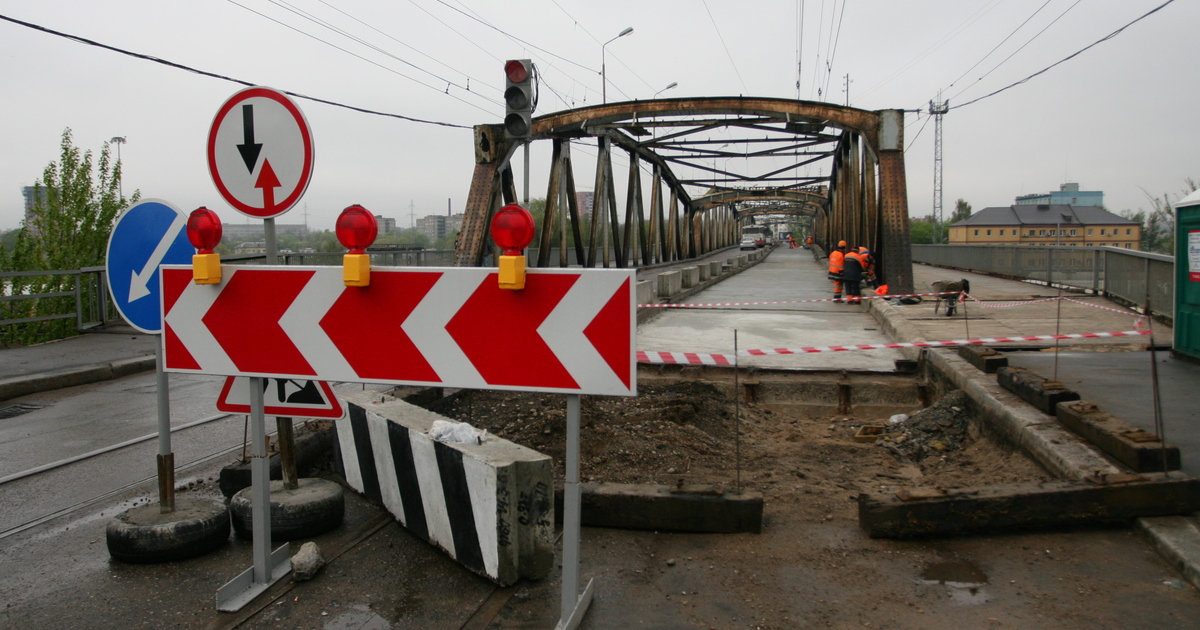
343, 253, 371, 287
498, 255, 526, 290
192, 253, 222, 285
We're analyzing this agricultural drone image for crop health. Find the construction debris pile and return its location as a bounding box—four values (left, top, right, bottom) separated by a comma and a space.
877, 390, 972, 461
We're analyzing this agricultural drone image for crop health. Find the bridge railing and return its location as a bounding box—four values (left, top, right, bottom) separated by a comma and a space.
911, 244, 1174, 320
1, 267, 116, 345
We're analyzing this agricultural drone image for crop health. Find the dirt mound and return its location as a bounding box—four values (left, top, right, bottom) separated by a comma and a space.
877, 389, 972, 462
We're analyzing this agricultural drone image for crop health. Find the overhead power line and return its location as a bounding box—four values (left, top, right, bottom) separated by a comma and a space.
947, 0, 1083, 103
702, 0, 750, 94
224, 0, 495, 116
950, 0, 1177, 110
943, 0, 1055, 92
0, 13, 471, 129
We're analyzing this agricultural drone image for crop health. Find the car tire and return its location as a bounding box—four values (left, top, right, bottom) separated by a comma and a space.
106, 498, 230, 564
229, 478, 344, 541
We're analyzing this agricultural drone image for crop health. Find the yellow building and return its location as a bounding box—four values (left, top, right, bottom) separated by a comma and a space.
948, 204, 1140, 249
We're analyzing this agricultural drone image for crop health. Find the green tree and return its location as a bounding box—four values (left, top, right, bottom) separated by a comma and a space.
1124, 179, 1198, 255
2, 129, 137, 344
949, 199, 972, 224
909, 216, 935, 243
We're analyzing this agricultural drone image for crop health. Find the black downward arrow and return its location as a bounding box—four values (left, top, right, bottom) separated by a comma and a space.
237, 104, 262, 174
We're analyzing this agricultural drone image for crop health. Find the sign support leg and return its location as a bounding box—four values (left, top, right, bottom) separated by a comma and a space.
556, 394, 594, 630
216, 376, 290, 612
155, 342, 175, 512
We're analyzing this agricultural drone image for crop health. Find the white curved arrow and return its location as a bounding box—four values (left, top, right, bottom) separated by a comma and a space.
129, 213, 187, 302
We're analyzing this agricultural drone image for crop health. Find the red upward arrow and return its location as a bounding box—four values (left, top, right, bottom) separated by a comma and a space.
255, 159, 281, 211
583, 277, 632, 389
203, 269, 316, 375
320, 271, 443, 382
446, 273, 580, 389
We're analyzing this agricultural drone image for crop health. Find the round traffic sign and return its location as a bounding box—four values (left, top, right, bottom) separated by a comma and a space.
207, 87, 314, 219
105, 199, 195, 334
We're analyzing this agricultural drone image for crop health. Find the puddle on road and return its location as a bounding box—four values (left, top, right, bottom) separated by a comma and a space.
323, 604, 392, 630
919, 559, 990, 605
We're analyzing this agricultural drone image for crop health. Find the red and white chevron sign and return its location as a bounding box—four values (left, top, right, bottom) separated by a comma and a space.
159, 265, 636, 396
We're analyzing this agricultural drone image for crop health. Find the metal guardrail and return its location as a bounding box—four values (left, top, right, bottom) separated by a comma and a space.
911, 244, 1174, 320
1, 267, 116, 339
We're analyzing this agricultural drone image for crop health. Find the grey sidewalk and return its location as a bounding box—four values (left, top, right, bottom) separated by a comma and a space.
0, 327, 157, 402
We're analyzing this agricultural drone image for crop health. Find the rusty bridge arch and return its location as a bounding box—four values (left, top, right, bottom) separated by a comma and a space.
454, 96, 913, 292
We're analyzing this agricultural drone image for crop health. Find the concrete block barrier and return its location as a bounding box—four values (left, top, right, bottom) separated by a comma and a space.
657, 270, 683, 297
681, 266, 700, 289
1057, 400, 1181, 472
698, 264, 711, 281
636, 280, 656, 305
997, 366, 1080, 415
709, 261, 722, 277
335, 391, 554, 585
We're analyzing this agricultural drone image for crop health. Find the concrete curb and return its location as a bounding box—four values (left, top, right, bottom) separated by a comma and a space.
868, 296, 1200, 587
866, 298, 1121, 480
1138, 516, 1200, 590
0, 355, 156, 402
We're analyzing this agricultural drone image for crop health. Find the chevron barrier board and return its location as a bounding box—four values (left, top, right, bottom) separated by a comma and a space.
159, 265, 637, 396
337, 391, 554, 585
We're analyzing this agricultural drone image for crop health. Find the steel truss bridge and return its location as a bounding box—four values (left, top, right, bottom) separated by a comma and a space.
454, 97, 914, 292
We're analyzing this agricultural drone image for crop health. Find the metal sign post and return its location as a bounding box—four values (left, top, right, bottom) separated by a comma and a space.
154, 344, 174, 512
556, 393, 594, 630
216, 377, 291, 611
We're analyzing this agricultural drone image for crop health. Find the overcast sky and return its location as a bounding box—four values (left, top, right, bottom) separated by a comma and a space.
1, 0, 1195, 234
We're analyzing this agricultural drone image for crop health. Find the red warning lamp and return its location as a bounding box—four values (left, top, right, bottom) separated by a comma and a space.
491, 203, 535, 290
187, 207, 223, 284
337, 205, 378, 287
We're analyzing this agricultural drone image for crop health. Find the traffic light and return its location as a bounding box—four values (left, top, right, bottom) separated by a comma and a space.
504, 59, 534, 139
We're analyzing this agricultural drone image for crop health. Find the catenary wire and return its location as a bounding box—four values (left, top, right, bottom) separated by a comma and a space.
856, 0, 1005, 102
224, 0, 495, 115
943, 0, 1055, 92
315, 0, 502, 95
947, 0, 1083, 103
543, 0, 657, 95
267, 0, 499, 101
950, 0, 1176, 111
0, 12, 471, 129
821, 0, 848, 102
702, 0, 750, 94
431, 0, 613, 102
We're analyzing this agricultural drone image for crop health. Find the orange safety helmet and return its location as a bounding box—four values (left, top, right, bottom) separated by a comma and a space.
837, 240, 847, 247
874, 285, 889, 295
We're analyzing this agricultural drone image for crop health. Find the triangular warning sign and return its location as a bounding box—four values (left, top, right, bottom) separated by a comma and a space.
216, 376, 345, 419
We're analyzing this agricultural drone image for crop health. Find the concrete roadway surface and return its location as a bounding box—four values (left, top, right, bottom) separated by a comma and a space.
638, 245, 905, 370
1, 247, 1199, 628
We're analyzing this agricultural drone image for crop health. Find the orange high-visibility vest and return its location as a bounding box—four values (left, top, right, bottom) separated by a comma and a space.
828, 249, 845, 275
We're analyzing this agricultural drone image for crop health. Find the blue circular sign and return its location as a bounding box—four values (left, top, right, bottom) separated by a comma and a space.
105, 199, 196, 334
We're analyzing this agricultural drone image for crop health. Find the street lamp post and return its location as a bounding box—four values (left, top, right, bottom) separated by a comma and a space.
602, 27, 633, 104
109, 136, 126, 198
653, 82, 678, 99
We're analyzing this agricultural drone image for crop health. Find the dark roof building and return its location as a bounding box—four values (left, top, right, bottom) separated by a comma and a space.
948, 204, 1141, 249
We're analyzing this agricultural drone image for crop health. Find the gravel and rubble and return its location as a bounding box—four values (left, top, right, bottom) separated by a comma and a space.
876, 389, 973, 462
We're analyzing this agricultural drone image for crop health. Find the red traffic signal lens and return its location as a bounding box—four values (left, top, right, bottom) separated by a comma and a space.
336, 205, 378, 254
504, 60, 529, 83
491, 203, 535, 256
186, 207, 223, 253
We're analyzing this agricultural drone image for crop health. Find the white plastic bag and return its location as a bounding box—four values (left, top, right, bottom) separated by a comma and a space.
429, 419, 488, 445
888, 413, 909, 426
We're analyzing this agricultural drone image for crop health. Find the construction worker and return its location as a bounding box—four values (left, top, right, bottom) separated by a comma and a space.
842, 245, 865, 304
858, 246, 876, 288
827, 240, 847, 302
805, 235, 813, 250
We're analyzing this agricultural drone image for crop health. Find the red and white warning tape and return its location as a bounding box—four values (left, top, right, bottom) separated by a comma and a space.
637, 290, 958, 309
635, 329, 1153, 365
961, 293, 1147, 319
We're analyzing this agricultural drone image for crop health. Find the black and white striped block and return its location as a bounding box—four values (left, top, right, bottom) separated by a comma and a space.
335, 391, 554, 586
